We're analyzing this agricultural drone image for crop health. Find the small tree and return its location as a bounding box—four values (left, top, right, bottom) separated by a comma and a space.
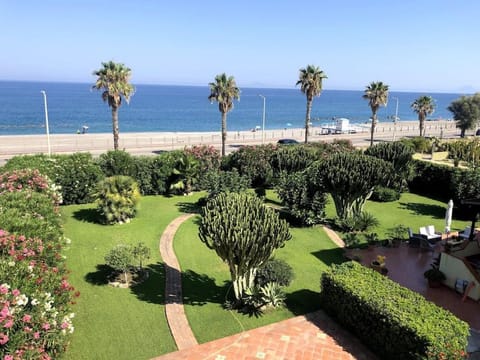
448, 95, 480, 137
312, 152, 394, 220
133, 242, 151, 269
105, 244, 134, 286
198, 193, 291, 303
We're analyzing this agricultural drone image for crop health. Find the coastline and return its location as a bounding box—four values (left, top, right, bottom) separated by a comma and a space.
0, 120, 461, 165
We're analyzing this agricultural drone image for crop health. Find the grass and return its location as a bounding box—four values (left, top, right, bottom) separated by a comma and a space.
61, 194, 202, 360
61, 189, 470, 358
174, 195, 344, 344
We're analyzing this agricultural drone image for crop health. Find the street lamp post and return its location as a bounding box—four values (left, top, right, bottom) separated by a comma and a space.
392, 96, 399, 141
40, 90, 51, 156
259, 95, 266, 144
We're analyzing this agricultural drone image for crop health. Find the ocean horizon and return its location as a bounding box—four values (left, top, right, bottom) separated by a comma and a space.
0, 81, 465, 136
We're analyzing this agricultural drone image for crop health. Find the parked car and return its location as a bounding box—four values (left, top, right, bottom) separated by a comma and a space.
277, 139, 299, 145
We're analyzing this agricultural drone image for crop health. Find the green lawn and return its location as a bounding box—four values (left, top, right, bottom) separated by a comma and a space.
61, 190, 469, 358
61, 194, 202, 360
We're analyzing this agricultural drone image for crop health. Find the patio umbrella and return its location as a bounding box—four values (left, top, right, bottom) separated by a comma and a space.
445, 199, 454, 233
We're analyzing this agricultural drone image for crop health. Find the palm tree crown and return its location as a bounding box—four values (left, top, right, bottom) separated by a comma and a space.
363, 81, 389, 146
411, 95, 435, 137
296, 65, 327, 143
208, 73, 240, 156
92, 61, 134, 150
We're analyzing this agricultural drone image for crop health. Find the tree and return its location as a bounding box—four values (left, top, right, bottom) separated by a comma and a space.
198, 193, 291, 302
312, 152, 394, 220
448, 95, 480, 137
208, 73, 240, 156
105, 244, 134, 286
132, 242, 151, 269
363, 81, 389, 147
411, 95, 436, 137
92, 61, 134, 150
296, 65, 328, 143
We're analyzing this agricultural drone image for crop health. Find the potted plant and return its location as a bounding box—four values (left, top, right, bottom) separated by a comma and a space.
370, 255, 386, 272
423, 265, 446, 288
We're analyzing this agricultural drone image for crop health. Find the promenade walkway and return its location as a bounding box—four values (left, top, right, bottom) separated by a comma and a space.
155, 214, 377, 360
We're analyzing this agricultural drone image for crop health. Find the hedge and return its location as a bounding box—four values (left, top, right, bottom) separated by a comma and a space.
320, 262, 468, 360
407, 160, 456, 201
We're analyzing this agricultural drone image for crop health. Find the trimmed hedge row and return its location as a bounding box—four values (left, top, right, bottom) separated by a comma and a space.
408, 160, 456, 201
320, 262, 469, 360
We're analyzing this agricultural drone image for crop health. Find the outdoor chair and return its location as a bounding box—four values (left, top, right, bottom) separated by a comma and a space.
408, 228, 426, 248
419, 225, 442, 242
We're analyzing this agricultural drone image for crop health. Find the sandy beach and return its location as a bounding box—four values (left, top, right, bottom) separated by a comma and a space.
0, 120, 460, 164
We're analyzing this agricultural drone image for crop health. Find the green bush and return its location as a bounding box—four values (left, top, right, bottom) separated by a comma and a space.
400, 136, 432, 153
320, 262, 469, 360
255, 258, 294, 287
408, 160, 456, 201
370, 186, 401, 202
269, 145, 319, 177
94, 176, 141, 224
3, 153, 103, 205
225, 144, 276, 188
335, 211, 379, 232
275, 171, 327, 226
97, 150, 135, 177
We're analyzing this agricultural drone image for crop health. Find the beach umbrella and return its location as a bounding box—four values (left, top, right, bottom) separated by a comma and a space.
445, 199, 454, 233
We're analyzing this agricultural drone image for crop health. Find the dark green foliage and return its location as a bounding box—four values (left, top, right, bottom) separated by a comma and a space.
312, 152, 394, 219
0, 191, 62, 246
370, 186, 401, 202
97, 150, 135, 177
364, 142, 414, 182
255, 258, 294, 287
94, 176, 141, 224
169, 152, 200, 194
448, 95, 480, 137
275, 171, 327, 226
199, 169, 250, 198
3, 153, 104, 205
400, 136, 431, 153
320, 262, 469, 360
225, 144, 276, 188
408, 160, 456, 201
444, 138, 480, 167
269, 145, 319, 176
335, 212, 379, 232
132, 242, 151, 269
199, 193, 292, 301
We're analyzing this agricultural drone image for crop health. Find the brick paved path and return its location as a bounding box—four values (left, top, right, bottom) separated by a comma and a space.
156, 214, 377, 359
159, 213, 198, 350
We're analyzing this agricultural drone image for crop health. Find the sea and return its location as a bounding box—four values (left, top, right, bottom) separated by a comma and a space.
0, 81, 465, 136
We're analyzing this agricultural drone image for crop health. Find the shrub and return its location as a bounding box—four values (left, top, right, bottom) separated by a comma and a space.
225, 144, 276, 188
320, 262, 469, 360
93, 176, 141, 224
370, 186, 401, 202
3, 154, 103, 205
401, 136, 432, 153
132, 242, 150, 269
335, 212, 379, 232
97, 150, 135, 177
275, 171, 327, 226
184, 145, 221, 174
408, 160, 456, 201
255, 258, 294, 287
105, 244, 134, 285
269, 145, 319, 177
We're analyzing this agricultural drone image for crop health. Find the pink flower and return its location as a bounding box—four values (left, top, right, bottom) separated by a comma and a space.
4, 355, 13, 360
23, 326, 32, 333
61, 322, 69, 329
34, 331, 40, 339
12, 289, 20, 297
4, 319, 13, 328
0, 332, 9, 345
0, 285, 8, 295
22, 314, 32, 323
42, 323, 50, 330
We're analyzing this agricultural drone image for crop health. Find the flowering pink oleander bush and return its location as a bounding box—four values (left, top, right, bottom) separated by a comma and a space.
0, 171, 75, 359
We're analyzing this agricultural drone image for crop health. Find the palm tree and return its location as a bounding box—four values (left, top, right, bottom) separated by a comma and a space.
363, 82, 389, 147
208, 73, 240, 156
411, 96, 436, 137
92, 61, 134, 150
296, 65, 328, 143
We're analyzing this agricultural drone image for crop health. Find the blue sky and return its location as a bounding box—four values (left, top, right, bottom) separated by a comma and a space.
1, 0, 479, 92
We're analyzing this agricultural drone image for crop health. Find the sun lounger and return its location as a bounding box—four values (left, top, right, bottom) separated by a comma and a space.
419, 226, 442, 242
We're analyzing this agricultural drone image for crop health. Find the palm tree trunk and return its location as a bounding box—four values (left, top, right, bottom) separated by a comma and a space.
112, 105, 119, 151
305, 99, 312, 143
221, 112, 227, 156
370, 112, 377, 147
419, 115, 425, 137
